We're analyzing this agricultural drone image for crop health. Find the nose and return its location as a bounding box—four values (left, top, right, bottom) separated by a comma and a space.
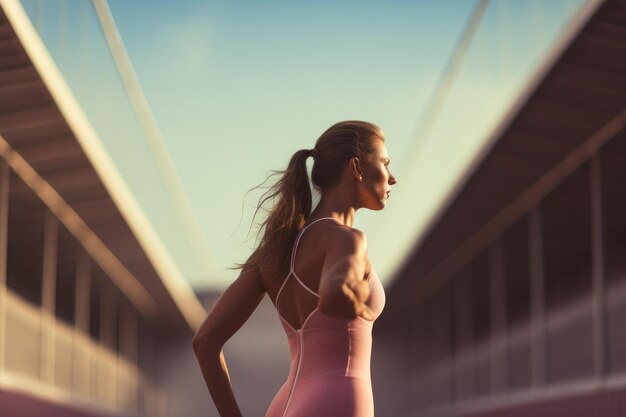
389, 172, 397, 185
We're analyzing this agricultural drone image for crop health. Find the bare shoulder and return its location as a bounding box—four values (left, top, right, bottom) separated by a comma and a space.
324, 223, 368, 259
318, 223, 371, 309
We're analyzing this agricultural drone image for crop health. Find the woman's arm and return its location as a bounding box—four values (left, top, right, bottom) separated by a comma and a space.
192, 265, 266, 417
317, 228, 376, 320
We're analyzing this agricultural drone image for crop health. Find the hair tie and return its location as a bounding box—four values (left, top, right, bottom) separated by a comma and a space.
310, 148, 317, 159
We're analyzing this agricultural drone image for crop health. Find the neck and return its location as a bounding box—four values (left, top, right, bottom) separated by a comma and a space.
309, 194, 358, 228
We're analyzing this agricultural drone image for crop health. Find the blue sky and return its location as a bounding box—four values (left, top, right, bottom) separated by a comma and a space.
106, 0, 477, 290
21, 0, 588, 290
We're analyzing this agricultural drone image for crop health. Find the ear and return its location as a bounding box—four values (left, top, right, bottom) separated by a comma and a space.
349, 157, 364, 180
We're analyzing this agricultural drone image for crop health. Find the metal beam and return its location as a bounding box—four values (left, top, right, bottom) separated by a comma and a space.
92, 0, 220, 287
0, 134, 157, 319
0, 0, 208, 327
401, 109, 626, 308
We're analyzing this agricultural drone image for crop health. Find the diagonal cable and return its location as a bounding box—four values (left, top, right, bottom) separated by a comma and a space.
92, 0, 219, 284
401, 0, 490, 174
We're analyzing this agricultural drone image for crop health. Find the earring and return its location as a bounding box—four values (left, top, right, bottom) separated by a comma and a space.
358, 176, 362, 181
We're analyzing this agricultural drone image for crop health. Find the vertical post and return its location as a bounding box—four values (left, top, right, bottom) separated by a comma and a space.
74, 249, 91, 393
453, 272, 473, 400
590, 154, 606, 378
100, 282, 115, 348
403, 314, 412, 412
75, 250, 91, 334
100, 282, 117, 404
41, 208, 59, 384
410, 305, 425, 410
120, 302, 138, 363
0, 161, 9, 371
489, 239, 508, 393
424, 299, 435, 409
120, 300, 139, 413
529, 206, 546, 386
443, 285, 454, 404
143, 325, 156, 417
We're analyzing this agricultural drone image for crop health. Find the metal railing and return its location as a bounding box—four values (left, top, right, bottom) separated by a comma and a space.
2, 288, 166, 416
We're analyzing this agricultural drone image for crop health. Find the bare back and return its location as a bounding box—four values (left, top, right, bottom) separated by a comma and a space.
263, 217, 385, 417
262, 217, 371, 331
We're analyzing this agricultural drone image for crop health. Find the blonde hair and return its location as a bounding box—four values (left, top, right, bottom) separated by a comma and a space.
230, 120, 384, 281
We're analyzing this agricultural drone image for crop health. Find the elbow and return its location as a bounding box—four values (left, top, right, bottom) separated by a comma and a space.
318, 301, 342, 319
318, 286, 358, 319
192, 333, 206, 355
192, 332, 221, 356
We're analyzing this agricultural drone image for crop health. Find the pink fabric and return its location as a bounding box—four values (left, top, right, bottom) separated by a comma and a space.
265, 218, 386, 417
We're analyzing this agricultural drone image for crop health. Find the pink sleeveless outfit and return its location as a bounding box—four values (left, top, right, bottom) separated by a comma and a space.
265, 217, 386, 417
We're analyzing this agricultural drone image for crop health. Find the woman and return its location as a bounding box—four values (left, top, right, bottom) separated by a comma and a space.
193, 120, 397, 417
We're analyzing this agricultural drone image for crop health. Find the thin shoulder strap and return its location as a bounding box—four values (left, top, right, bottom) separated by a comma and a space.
276, 217, 338, 301
289, 217, 338, 272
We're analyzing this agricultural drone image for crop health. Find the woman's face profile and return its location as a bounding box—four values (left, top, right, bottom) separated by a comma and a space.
358, 140, 396, 211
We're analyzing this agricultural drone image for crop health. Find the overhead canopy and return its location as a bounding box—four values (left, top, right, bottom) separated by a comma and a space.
383, 0, 626, 318
0, 2, 206, 332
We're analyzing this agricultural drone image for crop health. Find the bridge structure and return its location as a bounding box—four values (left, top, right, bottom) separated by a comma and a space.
0, 0, 209, 416
375, 0, 626, 416
1, 0, 622, 416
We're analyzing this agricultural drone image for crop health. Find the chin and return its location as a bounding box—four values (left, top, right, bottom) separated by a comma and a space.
361, 195, 387, 211
371, 200, 386, 211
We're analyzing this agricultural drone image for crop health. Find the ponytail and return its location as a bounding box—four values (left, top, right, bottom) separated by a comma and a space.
230, 148, 315, 280
229, 120, 383, 283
